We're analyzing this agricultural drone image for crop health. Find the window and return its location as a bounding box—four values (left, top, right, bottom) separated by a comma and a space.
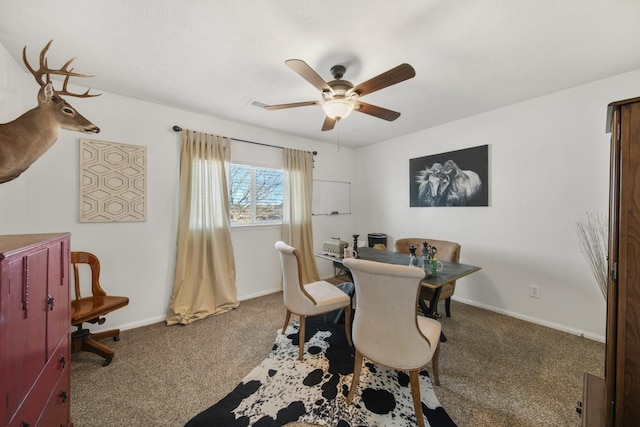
229, 164, 284, 224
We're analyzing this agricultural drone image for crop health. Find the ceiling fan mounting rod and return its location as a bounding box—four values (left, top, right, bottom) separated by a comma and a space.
330, 64, 346, 80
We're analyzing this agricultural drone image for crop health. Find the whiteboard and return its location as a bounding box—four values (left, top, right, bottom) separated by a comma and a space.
312, 180, 351, 215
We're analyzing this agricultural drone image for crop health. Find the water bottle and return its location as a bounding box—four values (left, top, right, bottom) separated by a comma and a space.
421, 242, 430, 269
408, 245, 419, 266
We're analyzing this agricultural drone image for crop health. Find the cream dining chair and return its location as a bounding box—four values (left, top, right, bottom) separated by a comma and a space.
343, 258, 441, 427
275, 241, 352, 361
395, 237, 461, 317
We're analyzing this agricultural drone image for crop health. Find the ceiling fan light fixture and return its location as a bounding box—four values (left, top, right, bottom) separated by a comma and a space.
322, 98, 354, 120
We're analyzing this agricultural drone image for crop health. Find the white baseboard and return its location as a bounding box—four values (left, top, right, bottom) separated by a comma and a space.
238, 287, 282, 301
81, 314, 167, 334
108, 288, 283, 332
88, 290, 604, 343
117, 315, 167, 331
453, 296, 606, 343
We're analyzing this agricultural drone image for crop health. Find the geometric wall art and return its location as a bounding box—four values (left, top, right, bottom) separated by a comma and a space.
79, 138, 147, 222
409, 144, 489, 207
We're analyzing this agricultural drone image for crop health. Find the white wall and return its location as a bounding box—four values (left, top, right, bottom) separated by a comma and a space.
0, 43, 357, 331
0, 43, 29, 231
353, 69, 640, 341
5, 38, 637, 340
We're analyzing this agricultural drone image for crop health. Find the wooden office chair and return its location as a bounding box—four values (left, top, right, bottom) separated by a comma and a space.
70, 251, 129, 366
275, 241, 352, 361
395, 238, 461, 317
343, 258, 441, 427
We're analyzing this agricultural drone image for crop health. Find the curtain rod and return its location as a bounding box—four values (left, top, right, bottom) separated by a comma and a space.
172, 126, 317, 155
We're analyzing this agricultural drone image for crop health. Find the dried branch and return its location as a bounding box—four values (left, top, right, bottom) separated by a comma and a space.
576, 212, 608, 301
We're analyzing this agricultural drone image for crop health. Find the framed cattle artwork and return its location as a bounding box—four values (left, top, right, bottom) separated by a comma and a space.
409, 145, 489, 207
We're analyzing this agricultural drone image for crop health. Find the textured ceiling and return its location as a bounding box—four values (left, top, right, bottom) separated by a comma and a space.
1, 0, 640, 148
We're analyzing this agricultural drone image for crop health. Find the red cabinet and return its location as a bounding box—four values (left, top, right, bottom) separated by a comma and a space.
0, 233, 71, 427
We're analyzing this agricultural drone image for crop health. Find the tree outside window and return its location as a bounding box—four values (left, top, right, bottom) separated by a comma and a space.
229, 164, 283, 224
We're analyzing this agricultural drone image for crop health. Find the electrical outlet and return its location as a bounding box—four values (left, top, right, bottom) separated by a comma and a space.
529, 284, 540, 298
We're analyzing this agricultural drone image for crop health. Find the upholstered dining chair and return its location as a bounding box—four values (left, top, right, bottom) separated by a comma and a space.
395, 238, 461, 317
343, 258, 441, 427
275, 241, 353, 361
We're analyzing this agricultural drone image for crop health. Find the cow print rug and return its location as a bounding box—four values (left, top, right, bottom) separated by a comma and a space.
186, 315, 456, 427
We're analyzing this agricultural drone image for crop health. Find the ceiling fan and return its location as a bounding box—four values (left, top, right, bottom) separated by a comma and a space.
264, 59, 416, 131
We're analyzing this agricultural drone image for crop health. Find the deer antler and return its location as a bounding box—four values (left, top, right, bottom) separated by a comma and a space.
22, 39, 100, 98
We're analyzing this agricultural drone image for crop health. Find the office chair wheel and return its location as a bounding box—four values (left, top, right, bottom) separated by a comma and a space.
102, 357, 113, 367
113, 335, 120, 342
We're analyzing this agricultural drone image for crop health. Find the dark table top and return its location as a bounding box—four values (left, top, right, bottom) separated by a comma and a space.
317, 246, 481, 288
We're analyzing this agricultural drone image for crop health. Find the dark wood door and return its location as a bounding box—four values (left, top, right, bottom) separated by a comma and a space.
606, 98, 640, 427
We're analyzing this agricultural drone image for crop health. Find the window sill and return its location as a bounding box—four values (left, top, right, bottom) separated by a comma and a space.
231, 223, 282, 231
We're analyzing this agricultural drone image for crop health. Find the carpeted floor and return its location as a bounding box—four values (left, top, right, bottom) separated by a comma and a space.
70, 292, 604, 426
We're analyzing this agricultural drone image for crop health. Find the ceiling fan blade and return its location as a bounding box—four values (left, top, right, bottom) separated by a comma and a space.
263, 100, 320, 110
285, 59, 333, 93
351, 63, 416, 97
321, 116, 336, 131
354, 102, 401, 121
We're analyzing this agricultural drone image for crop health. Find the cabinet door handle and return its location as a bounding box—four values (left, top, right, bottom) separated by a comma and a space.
23, 258, 29, 316
21, 421, 30, 427
60, 390, 68, 403
59, 355, 67, 368
47, 295, 55, 310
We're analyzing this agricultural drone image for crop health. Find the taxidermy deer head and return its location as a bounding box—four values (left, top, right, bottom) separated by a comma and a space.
0, 40, 100, 184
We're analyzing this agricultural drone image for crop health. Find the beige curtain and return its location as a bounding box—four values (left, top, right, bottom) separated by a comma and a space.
282, 148, 319, 284
166, 130, 239, 325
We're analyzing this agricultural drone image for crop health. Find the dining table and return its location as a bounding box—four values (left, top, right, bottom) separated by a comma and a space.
316, 246, 481, 342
